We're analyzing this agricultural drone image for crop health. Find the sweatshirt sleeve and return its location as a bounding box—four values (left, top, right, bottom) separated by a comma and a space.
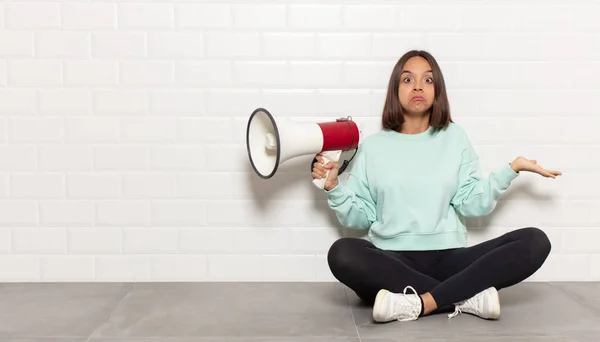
450, 136, 519, 218
324, 146, 377, 230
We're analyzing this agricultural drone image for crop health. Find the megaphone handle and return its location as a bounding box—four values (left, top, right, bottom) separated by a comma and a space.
313, 150, 342, 190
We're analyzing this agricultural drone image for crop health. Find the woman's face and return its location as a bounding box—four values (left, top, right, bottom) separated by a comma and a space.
398, 56, 435, 116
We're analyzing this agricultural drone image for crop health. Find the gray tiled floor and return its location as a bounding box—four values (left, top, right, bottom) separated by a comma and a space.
0, 282, 598, 342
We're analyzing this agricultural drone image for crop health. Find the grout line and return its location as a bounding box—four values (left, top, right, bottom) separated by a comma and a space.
85, 282, 136, 342
342, 285, 362, 342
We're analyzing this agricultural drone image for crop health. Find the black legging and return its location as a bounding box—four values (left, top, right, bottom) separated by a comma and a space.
327, 227, 551, 311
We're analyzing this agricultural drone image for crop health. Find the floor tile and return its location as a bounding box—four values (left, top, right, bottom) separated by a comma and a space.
550, 282, 600, 316
90, 282, 358, 339
362, 334, 600, 342
0, 339, 86, 342
0, 283, 132, 338
90, 338, 360, 342
347, 282, 600, 340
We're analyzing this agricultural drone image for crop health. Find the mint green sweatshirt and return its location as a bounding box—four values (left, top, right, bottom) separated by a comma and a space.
325, 123, 519, 251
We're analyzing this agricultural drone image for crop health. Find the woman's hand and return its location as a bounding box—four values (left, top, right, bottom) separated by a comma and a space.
510, 156, 562, 179
312, 153, 340, 191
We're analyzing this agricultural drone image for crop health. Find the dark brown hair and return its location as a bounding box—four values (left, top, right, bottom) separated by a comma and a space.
381, 50, 452, 132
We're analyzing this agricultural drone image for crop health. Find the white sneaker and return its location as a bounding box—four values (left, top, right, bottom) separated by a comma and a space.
372, 286, 422, 323
448, 287, 500, 320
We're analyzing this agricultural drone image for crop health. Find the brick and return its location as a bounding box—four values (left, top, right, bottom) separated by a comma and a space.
120, 61, 174, 87
38, 89, 92, 116
317, 34, 371, 59
65, 118, 119, 143
120, 118, 177, 143
175, 61, 232, 87
66, 174, 120, 199
234, 62, 288, 87
262, 255, 317, 281
0, 228, 10, 253
151, 200, 206, 227
288, 5, 342, 30
61, 3, 116, 30
176, 172, 231, 200
150, 255, 207, 281
95, 256, 150, 281
262, 33, 317, 59
150, 90, 205, 115
179, 227, 234, 254
261, 90, 318, 117
176, 3, 231, 28
123, 173, 176, 199
0, 31, 34, 57
96, 201, 151, 227
118, 3, 174, 29
92, 32, 145, 58
0, 89, 36, 115
176, 117, 234, 143
205, 90, 261, 116
232, 227, 292, 254
342, 62, 394, 88
35, 31, 90, 58
67, 227, 122, 254
148, 32, 203, 58
41, 256, 95, 281
5, 3, 60, 29
9, 118, 63, 143
0, 256, 40, 281
457, 5, 513, 31
289, 62, 343, 88
372, 33, 426, 59
10, 173, 65, 199
11, 227, 66, 254
398, 5, 458, 31
233, 4, 286, 29
150, 146, 206, 171
94, 146, 148, 171
0, 146, 37, 172
39, 146, 93, 172
207, 255, 261, 281
8, 60, 62, 86
343, 5, 396, 29
93, 90, 148, 116
205, 32, 260, 57
122, 227, 178, 253
64, 60, 118, 86
40, 201, 94, 227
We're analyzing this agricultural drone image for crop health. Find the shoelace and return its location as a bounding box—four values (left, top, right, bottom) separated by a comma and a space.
394, 286, 421, 321
448, 294, 480, 319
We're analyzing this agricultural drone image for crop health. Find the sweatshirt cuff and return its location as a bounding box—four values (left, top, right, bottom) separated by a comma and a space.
325, 182, 346, 203
496, 163, 520, 188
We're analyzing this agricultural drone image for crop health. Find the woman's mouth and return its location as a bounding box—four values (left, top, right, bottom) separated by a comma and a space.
411, 96, 425, 101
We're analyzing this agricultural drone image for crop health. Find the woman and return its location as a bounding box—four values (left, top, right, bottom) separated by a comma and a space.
312, 50, 561, 323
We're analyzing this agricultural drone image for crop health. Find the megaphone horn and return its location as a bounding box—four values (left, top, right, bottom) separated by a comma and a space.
246, 108, 360, 189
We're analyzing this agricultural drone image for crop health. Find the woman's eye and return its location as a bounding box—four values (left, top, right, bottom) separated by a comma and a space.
403, 77, 412, 82
425, 77, 433, 83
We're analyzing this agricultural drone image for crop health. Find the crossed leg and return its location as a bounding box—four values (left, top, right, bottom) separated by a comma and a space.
428, 227, 551, 309
327, 227, 552, 317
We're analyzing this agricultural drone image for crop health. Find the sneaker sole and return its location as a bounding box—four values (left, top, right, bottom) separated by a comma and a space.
372, 289, 390, 322
486, 287, 501, 320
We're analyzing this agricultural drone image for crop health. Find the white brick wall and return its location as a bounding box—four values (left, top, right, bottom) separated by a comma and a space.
0, 0, 597, 282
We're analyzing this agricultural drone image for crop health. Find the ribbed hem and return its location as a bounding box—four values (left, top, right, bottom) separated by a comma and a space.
325, 182, 346, 204
369, 230, 468, 251
495, 163, 520, 188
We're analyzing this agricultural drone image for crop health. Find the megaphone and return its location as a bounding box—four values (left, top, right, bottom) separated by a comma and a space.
246, 107, 360, 189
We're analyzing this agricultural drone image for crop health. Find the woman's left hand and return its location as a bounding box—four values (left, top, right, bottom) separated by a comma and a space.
510, 156, 562, 179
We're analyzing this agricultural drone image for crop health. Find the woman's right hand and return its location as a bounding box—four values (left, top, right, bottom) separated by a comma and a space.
312, 153, 340, 191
